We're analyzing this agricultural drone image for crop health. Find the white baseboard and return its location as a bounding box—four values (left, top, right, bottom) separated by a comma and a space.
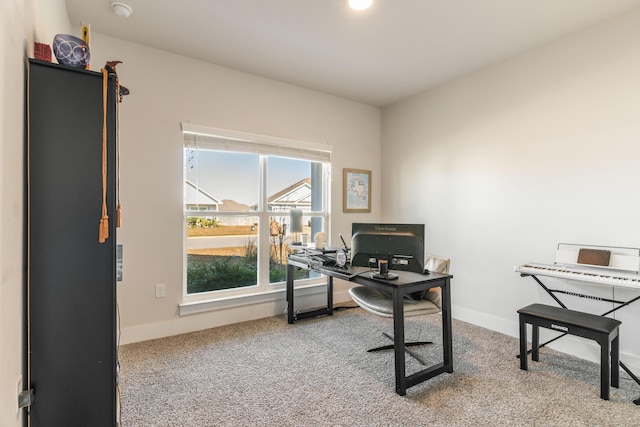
119, 283, 354, 345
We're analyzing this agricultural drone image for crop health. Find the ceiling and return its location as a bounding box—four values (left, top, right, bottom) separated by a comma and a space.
65, 0, 640, 107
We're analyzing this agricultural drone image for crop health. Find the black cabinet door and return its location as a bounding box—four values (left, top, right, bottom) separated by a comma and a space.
27, 60, 117, 427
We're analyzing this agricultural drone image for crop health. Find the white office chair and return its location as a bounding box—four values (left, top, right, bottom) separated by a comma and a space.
348, 254, 450, 365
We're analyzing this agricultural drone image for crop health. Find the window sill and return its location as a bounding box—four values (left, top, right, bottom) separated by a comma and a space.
178, 280, 327, 316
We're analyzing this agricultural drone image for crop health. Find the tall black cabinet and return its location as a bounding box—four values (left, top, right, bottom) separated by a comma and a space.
26, 60, 117, 426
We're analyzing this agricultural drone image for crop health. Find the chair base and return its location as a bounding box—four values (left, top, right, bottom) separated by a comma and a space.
367, 332, 432, 365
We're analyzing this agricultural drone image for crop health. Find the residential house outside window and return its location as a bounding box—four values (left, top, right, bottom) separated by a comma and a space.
182, 123, 331, 297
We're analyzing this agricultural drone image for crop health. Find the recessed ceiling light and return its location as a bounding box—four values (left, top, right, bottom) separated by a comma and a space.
345, 0, 372, 11
111, 2, 133, 18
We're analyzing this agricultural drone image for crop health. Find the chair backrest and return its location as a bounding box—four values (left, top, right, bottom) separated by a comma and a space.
425, 254, 450, 274
422, 255, 450, 309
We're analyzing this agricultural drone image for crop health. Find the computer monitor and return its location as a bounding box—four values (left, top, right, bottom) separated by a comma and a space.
350, 223, 425, 273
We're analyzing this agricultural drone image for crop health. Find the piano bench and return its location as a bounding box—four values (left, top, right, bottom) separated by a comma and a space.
518, 303, 621, 400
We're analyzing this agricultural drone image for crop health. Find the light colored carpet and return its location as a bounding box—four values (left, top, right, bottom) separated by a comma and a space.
118, 307, 640, 426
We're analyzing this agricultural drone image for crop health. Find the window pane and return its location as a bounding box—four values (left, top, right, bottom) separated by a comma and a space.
186, 215, 259, 293
266, 157, 326, 251
268, 215, 310, 283
266, 157, 320, 284
185, 149, 259, 211
267, 157, 321, 212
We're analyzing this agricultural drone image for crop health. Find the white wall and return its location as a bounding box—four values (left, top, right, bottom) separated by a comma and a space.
81, 33, 381, 344
382, 9, 640, 370
1, 0, 71, 425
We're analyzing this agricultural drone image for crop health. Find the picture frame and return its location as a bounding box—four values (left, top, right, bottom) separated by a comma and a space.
343, 168, 371, 213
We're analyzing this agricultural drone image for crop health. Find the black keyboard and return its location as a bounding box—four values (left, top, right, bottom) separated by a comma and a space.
320, 264, 363, 279
288, 253, 335, 266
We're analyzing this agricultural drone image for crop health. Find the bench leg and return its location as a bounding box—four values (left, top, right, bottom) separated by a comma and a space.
532, 324, 539, 362
600, 339, 611, 400
519, 316, 528, 370
612, 333, 620, 389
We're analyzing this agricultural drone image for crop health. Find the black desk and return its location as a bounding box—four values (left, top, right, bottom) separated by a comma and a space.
286, 258, 454, 395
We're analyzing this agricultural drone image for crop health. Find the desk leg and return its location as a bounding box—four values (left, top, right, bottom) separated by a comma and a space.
392, 287, 407, 395
442, 278, 453, 373
286, 263, 295, 324
327, 275, 334, 316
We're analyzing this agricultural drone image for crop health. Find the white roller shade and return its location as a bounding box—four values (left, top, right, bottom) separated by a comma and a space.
182, 122, 331, 162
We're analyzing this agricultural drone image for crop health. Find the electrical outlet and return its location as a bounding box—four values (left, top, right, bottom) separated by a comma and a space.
155, 283, 166, 298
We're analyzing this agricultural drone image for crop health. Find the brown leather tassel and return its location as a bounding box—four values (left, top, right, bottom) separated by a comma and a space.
99, 214, 109, 243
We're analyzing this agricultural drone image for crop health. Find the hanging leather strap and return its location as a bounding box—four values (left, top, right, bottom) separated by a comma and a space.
99, 68, 109, 243
116, 79, 122, 228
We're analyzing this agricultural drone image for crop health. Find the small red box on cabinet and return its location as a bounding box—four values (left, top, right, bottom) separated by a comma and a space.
34, 42, 52, 62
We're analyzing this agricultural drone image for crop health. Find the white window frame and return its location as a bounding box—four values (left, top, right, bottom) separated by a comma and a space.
180, 123, 332, 313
